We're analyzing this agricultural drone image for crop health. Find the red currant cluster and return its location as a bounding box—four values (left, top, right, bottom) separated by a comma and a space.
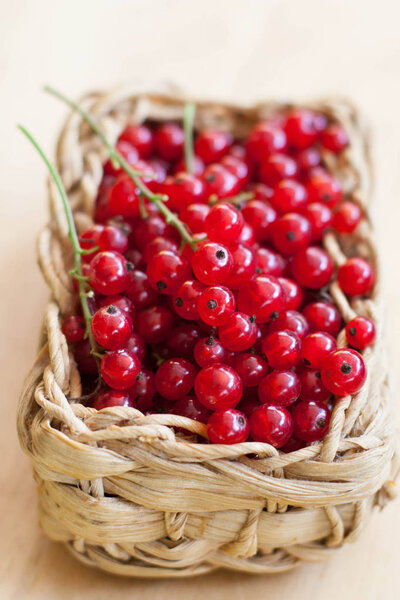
62, 107, 376, 449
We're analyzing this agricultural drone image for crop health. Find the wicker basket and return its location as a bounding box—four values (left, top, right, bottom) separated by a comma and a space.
17, 86, 399, 577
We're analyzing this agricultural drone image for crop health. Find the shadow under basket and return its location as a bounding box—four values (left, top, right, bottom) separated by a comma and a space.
17, 86, 399, 577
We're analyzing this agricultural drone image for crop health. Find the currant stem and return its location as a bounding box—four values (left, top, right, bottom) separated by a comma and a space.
44, 85, 196, 250
18, 125, 99, 362
183, 102, 196, 175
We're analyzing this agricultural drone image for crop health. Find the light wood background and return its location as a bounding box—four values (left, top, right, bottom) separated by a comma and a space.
1, 1, 399, 598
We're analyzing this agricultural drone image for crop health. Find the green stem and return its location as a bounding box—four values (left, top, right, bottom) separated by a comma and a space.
18, 125, 99, 361
183, 102, 196, 175
44, 85, 196, 250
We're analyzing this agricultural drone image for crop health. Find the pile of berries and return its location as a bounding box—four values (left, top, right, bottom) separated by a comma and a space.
62, 107, 376, 449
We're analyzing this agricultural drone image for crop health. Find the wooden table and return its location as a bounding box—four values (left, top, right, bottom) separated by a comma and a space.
1, 1, 399, 598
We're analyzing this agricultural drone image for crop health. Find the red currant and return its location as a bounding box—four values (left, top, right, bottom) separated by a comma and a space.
332, 201, 362, 233
173, 279, 205, 320
91, 305, 132, 350
345, 316, 376, 350
306, 171, 342, 208
246, 121, 287, 161
89, 251, 130, 295
180, 203, 210, 233
142, 236, 179, 264
62, 315, 85, 342
130, 368, 156, 411
124, 332, 146, 362
92, 389, 135, 410
103, 140, 139, 176
298, 368, 331, 403
155, 358, 196, 401
292, 400, 331, 441
321, 348, 367, 395
268, 309, 309, 339
203, 164, 240, 199
255, 248, 286, 277
296, 147, 321, 172
208, 409, 249, 444
262, 330, 301, 369
132, 215, 178, 251
108, 175, 140, 217
126, 270, 160, 310
195, 130, 232, 164
205, 202, 244, 244
303, 301, 341, 337
303, 202, 333, 241
192, 242, 233, 285
234, 353, 269, 387
221, 155, 250, 186
291, 247, 334, 289
250, 404, 293, 447
219, 312, 258, 352
271, 180, 308, 214
171, 395, 211, 424
224, 243, 256, 289
285, 109, 318, 149
272, 213, 312, 255
194, 336, 227, 367
258, 370, 301, 406
147, 250, 191, 295
154, 123, 184, 161
198, 285, 235, 326
321, 124, 349, 153
338, 257, 375, 297
98, 225, 129, 255
278, 277, 304, 310
74, 339, 98, 374
136, 305, 174, 344
259, 153, 297, 187
237, 275, 285, 323
166, 325, 200, 359
79, 225, 104, 262
168, 173, 206, 211
241, 199, 277, 242
301, 332, 337, 369
119, 124, 154, 159
195, 364, 243, 410
101, 349, 141, 390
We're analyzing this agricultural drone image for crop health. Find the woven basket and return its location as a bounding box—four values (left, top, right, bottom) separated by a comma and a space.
17, 86, 399, 577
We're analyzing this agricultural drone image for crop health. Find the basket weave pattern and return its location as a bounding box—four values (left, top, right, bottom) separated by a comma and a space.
17, 88, 398, 577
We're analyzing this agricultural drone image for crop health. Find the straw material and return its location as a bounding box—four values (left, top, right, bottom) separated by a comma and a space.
17, 86, 399, 577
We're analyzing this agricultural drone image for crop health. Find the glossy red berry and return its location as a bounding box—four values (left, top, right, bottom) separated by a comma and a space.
100, 349, 141, 390
278, 277, 304, 311
241, 200, 277, 242
306, 171, 342, 208
219, 312, 258, 352
208, 409, 249, 444
338, 258, 375, 297
259, 153, 297, 187
262, 330, 301, 369
154, 123, 184, 161
268, 309, 309, 339
194, 336, 227, 367
246, 121, 287, 162
221, 155, 250, 186
321, 124, 349, 153
303, 302, 341, 337
108, 175, 140, 217
119, 124, 154, 159
180, 203, 210, 233
250, 404, 293, 447
285, 109, 319, 149
146, 250, 191, 295
129, 369, 156, 411
126, 270, 160, 311
272, 213, 312, 255
132, 215, 178, 251
321, 348, 367, 396
79, 225, 104, 262
301, 332, 337, 369
166, 325, 200, 359
62, 315, 85, 342
124, 332, 146, 362
195, 130, 232, 164
92, 389, 135, 410
195, 364, 243, 410
198, 285, 235, 326
332, 201, 362, 233
175, 155, 205, 176
237, 275, 285, 323
136, 305, 174, 344
167, 173, 206, 211
155, 358, 196, 401
173, 279, 205, 320
296, 147, 321, 172
232, 351, 269, 387
203, 164, 240, 199
74, 339, 97, 374
142, 236, 179, 264
292, 400, 331, 441
205, 202, 244, 243
171, 395, 211, 424
91, 305, 132, 350
303, 202, 333, 241
298, 368, 331, 402
103, 140, 139, 176
236, 393, 261, 417
192, 242, 233, 285
345, 316, 376, 350
271, 180, 308, 214
89, 251, 130, 295
255, 248, 286, 277
98, 225, 129, 255
224, 243, 256, 289
291, 247, 334, 289
258, 370, 301, 407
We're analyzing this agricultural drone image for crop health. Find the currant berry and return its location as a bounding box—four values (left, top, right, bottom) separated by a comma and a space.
345, 316, 376, 350
262, 330, 301, 369
136, 305, 174, 344
154, 123, 184, 161
119, 124, 154, 159
292, 400, 331, 441
108, 175, 140, 217
338, 257, 375, 297
301, 332, 337, 369
126, 270, 160, 311
221, 155, 250, 186
142, 236, 179, 264
129, 369, 156, 411
74, 339, 98, 375
167, 173, 206, 211
291, 247, 334, 289
272, 213, 312, 255
195, 364, 243, 410
246, 121, 287, 162
236, 393, 261, 417
103, 140, 139, 176
233, 353, 269, 387
268, 309, 309, 339
203, 164, 240, 199
258, 370, 301, 407
173, 279, 205, 320
92, 389, 135, 410
171, 395, 211, 424
155, 358, 196, 401
195, 130, 232, 164
100, 349, 141, 390
166, 324, 200, 359
321, 124, 349, 153
89, 251, 130, 296
303, 202, 333, 241
197, 285, 235, 326
208, 409, 249, 444
62, 315, 85, 342
194, 336, 227, 367
332, 201, 362, 233
205, 202, 244, 244
255, 248, 286, 277
278, 277, 304, 310
296, 147, 321, 172
271, 180, 308, 214
241, 199, 277, 242
249, 404, 293, 447
79, 225, 104, 262
285, 109, 319, 149
306, 171, 342, 208
98, 225, 129, 255
259, 153, 297, 187
298, 368, 331, 403
237, 222, 256, 247
180, 203, 210, 233
321, 348, 367, 395
224, 243, 256, 289
303, 301, 342, 337
237, 275, 285, 323
146, 250, 191, 295
132, 215, 178, 251
91, 305, 132, 350
124, 332, 146, 362
219, 312, 258, 352
192, 242, 233, 285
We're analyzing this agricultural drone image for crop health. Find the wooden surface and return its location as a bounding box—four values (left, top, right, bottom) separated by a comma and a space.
1, 0, 400, 598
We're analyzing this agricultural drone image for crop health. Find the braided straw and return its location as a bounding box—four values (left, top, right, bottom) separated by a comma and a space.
17, 85, 399, 577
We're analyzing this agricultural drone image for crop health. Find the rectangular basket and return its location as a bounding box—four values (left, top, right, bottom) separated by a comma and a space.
17, 86, 399, 577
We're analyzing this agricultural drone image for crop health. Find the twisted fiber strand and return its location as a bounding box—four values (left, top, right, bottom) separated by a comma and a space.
17, 86, 398, 577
